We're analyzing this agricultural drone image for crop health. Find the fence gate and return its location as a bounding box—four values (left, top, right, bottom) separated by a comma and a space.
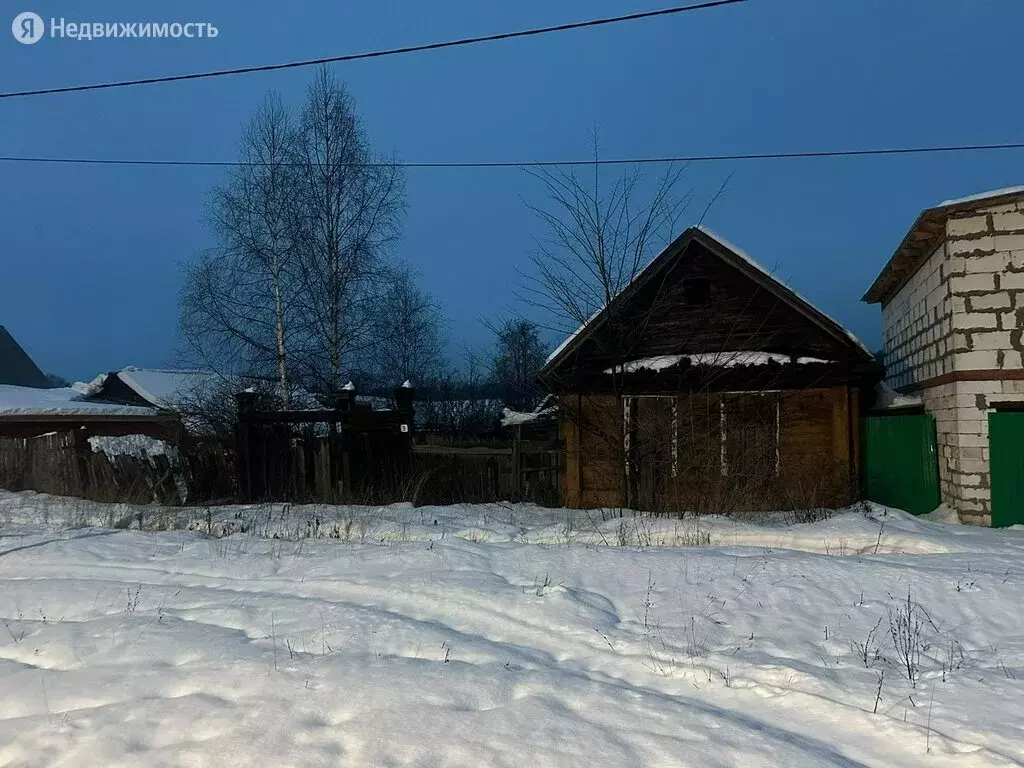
862, 414, 940, 515
989, 411, 1024, 527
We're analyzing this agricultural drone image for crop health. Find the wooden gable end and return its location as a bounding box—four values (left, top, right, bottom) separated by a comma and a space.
547, 235, 870, 383
89, 375, 154, 407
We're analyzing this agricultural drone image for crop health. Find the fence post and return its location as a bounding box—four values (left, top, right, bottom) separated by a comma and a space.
235, 390, 258, 502
331, 384, 356, 498
512, 424, 523, 498
394, 382, 415, 448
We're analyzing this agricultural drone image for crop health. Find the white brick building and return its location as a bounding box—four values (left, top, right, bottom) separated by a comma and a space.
864, 187, 1024, 525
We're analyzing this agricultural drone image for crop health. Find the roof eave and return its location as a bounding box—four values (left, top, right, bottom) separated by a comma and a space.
864, 189, 1024, 305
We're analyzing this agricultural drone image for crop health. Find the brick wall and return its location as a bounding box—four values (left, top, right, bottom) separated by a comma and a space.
882, 198, 1024, 525
946, 202, 1024, 370
922, 379, 1024, 525
881, 242, 953, 390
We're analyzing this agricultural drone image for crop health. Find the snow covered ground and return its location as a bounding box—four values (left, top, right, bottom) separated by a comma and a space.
0, 492, 1022, 767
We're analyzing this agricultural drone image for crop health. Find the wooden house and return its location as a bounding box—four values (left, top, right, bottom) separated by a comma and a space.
540, 227, 883, 513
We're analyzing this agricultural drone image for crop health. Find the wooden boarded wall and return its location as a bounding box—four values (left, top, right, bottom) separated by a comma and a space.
563, 386, 857, 513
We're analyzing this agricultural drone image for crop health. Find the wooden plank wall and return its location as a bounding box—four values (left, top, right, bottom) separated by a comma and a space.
563, 386, 857, 512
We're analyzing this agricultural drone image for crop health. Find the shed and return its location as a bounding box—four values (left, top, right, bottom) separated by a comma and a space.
541, 226, 883, 513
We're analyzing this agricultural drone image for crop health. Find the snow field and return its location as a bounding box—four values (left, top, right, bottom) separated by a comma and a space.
0, 492, 1022, 766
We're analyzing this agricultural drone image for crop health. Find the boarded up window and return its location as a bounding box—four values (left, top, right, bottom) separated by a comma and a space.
721, 393, 780, 478
675, 394, 723, 477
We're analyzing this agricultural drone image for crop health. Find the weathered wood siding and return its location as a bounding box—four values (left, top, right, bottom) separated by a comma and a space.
563, 387, 858, 512
555, 242, 869, 383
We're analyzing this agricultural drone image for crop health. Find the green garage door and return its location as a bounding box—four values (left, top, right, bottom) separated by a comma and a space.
862, 415, 941, 515
989, 412, 1024, 528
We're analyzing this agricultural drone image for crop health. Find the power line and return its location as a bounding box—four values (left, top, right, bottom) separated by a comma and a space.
2, 141, 1024, 170
0, 0, 746, 99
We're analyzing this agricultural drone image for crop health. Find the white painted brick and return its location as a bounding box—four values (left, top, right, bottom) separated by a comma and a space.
994, 233, 1024, 252
1001, 351, 1023, 369
955, 394, 983, 409
1001, 380, 1024, 395
949, 236, 995, 255
957, 418, 989, 435
960, 474, 983, 487
947, 255, 967, 275
1000, 311, 1018, 330
965, 253, 1012, 274
971, 293, 1012, 310
1002, 272, 1024, 290
956, 313, 999, 329
992, 210, 1024, 231
949, 215, 990, 236
954, 434, 988, 448
954, 273, 997, 293
960, 485, 991, 501
972, 330, 1012, 350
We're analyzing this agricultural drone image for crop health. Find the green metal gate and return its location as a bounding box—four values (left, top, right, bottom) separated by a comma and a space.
862, 415, 941, 515
989, 411, 1024, 527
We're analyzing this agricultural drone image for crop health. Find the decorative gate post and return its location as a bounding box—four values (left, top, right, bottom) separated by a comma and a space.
331, 384, 356, 498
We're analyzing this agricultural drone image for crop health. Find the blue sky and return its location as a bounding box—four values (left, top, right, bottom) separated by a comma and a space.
1, 0, 1022, 381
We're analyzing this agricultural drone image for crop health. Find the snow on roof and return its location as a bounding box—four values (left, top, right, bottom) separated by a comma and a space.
0, 385, 160, 417
116, 368, 218, 409
604, 355, 686, 374
71, 373, 110, 398
937, 186, 1024, 208
500, 395, 559, 427
873, 381, 923, 410
604, 351, 834, 374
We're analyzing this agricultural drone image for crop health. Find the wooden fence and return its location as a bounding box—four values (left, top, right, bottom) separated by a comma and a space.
235, 386, 416, 503
0, 388, 565, 508
0, 431, 234, 504
411, 440, 563, 506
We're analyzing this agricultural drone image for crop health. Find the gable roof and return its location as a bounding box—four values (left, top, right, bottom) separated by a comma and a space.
863, 186, 1024, 305
0, 325, 49, 388
541, 226, 874, 376
116, 368, 219, 409
76, 367, 324, 412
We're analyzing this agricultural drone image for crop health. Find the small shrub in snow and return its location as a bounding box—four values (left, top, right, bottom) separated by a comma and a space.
534, 573, 554, 597
887, 588, 931, 688
125, 585, 143, 613
851, 616, 885, 668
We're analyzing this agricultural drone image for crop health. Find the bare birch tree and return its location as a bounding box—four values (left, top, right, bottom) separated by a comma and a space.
290, 69, 406, 393
179, 94, 299, 404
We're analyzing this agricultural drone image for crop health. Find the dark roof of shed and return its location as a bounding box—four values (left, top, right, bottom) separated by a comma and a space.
862, 187, 1024, 305
0, 325, 49, 388
541, 226, 875, 377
